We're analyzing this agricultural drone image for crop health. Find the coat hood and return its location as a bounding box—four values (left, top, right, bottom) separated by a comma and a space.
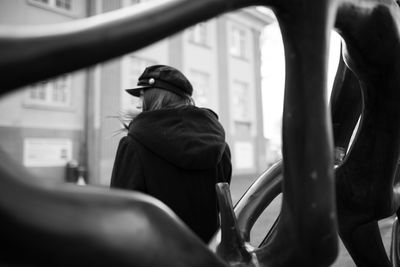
128, 106, 227, 170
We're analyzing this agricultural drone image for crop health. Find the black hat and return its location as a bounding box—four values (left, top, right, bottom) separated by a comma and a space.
126, 65, 193, 97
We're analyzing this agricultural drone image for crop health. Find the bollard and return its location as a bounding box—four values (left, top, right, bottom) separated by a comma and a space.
65, 160, 79, 183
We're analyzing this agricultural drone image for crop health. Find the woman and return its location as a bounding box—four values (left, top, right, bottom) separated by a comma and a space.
110, 65, 232, 243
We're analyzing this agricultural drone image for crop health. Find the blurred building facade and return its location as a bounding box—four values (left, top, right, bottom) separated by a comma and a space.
0, 0, 272, 185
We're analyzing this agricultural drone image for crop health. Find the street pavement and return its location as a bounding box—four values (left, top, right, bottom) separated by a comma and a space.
229, 174, 395, 267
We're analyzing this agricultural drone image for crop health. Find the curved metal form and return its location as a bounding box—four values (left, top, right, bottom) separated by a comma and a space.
0, 150, 228, 267
329, 47, 362, 159
235, 160, 283, 243
215, 183, 258, 267
2, 0, 400, 266
251, 1, 339, 265
0, 0, 339, 265
333, 1, 400, 266
215, 1, 400, 266
391, 217, 400, 266
220, 1, 339, 266
209, 161, 282, 265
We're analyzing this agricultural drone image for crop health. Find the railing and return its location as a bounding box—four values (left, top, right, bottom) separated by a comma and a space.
1, 0, 400, 266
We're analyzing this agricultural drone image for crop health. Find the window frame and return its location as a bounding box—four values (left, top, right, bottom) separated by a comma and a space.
27, 0, 76, 17
190, 69, 211, 107
230, 25, 248, 59
24, 75, 73, 110
232, 80, 251, 122
188, 23, 210, 48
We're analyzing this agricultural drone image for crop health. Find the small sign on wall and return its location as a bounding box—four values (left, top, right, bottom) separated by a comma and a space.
234, 141, 254, 169
24, 138, 73, 167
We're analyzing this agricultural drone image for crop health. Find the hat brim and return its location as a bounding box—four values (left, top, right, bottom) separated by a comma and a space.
125, 86, 152, 97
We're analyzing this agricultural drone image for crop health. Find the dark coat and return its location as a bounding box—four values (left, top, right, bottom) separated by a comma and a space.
110, 106, 232, 242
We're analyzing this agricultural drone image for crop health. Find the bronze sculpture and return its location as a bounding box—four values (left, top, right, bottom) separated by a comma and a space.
1, 0, 400, 266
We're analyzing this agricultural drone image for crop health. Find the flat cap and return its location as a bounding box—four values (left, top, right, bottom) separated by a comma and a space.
126, 65, 193, 97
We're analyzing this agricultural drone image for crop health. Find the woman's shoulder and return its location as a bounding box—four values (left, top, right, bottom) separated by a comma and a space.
118, 134, 140, 149
202, 107, 219, 119
182, 105, 219, 119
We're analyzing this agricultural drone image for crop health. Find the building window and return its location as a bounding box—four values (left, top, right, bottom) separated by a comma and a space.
26, 75, 71, 108
234, 121, 252, 136
55, 0, 71, 10
190, 70, 210, 107
102, 0, 122, 12
234, 141, 254, 170
232, 81, 250, 121
189, 23, 208, 46
28, 0, 74, 13
230, 26, 247, 58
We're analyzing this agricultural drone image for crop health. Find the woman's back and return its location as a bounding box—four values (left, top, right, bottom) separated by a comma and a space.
111, 65, 232, 242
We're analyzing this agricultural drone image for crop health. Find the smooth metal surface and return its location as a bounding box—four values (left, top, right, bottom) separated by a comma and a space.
330, 48, 362, 154
391, 217, 400, 266
0, 149, 228, 267
235, 160, 282, 243
334, 1, 400, 266
215, 183, 257, 266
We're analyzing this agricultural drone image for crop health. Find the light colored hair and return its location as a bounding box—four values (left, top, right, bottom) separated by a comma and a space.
118, 88, 195, 131
142, 88, 194, 111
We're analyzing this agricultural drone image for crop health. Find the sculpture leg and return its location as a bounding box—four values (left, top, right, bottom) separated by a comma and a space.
341, 221, 391, 267
334, 1, 400, 265
255, 0, 339, 265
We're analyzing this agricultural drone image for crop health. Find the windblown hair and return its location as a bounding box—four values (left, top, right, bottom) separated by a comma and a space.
118, 88, 195, 131
142, 88, 194, 111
